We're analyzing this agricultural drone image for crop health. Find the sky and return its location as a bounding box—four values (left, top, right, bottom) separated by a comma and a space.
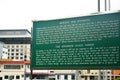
0, 0, 120, 32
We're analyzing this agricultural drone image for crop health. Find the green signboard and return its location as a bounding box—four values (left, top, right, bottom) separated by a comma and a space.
32, 11, 120, 69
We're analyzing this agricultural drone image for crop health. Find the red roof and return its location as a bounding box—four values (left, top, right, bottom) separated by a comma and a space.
24, 60, 30, 64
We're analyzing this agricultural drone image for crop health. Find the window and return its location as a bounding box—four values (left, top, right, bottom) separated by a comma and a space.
16, 57, 19, 59
11, 49, 14, 52
10, 76, 14, 79
21, 75, 24, 78
71, 75, 75, 80
16, 75, 20, 79
81, 76, 84, 78
11, 57, 14, 59
4, 76, 8, 79
21, 49, 23, 52
16, 45, 19, 48
50, 71, 54, 73
16, 53, 19, 55
20, 53, 23, 55
11, 53, 14, 55
20, 57, 23, 59
24, 55, 27, 58
39, 76, 45, 79
21, 65, 24, 68
4, 65, 21, 69
108, 72, 110, 74
12, 46, 14, 48
57, 75, 60, 79
16, 49, 19, 52
64, 75, 68, 80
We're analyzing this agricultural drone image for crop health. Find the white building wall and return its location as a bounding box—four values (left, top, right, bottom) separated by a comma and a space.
2, 48, 8, 59
6, 44, 30, 61
0, 42, 8, 59
0, 43, 3, 59
0, 64, 25, 80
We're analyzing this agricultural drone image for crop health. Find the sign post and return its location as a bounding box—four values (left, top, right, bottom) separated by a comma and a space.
32, 11, 120, 69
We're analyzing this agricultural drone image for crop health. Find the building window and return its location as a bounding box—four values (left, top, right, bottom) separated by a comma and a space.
4, 76, 8, 79
57, 75, 60, 79
16, 49, 19, 52
11, 49, 14, 52
4, 65, 21, 69
39, 76, 45, 79
21, 65, 24, 68
12, 45, 14, 48
16, 57, 19, 59
16, 45, 19, 48
71, 75, 75, 80
16, 53, 19, 55
50, 71, 54, 73
21, 49, 23, 52
20, 53, 23, 55
20, 57, 23, 59
10, 76, 14, 79
11, 53, 14, 55
64, 75, 68, 80
16, 75, 20, 79
24, 55, 27, 58
21, 74, 24, 78
11, 57, 14, 59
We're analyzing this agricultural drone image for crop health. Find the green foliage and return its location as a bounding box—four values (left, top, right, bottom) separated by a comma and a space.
116, 77, 120, 80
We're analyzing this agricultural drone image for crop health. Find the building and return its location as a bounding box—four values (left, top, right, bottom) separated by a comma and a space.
0, 60, 26, 80
0, 29, 31, 61
0, 29, 31, 80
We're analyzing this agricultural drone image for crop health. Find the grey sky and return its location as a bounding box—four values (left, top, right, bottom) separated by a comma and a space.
0, 0, 120, 31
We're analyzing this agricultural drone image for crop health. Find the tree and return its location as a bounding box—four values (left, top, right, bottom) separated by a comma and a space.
116, 77, 120, 80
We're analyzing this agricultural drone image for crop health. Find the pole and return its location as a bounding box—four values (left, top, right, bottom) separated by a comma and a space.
31, 69, 33, 80
109, 0, 111, 11
98, 0, 100, 12
105, 0, 107, 11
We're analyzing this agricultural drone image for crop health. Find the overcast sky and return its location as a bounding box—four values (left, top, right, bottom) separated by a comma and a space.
0, 0, 120, 31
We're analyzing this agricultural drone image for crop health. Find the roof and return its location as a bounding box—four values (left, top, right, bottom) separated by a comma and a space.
0, 29, 31, 38
24, 60, 30, 64
0, 29, 31, 34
